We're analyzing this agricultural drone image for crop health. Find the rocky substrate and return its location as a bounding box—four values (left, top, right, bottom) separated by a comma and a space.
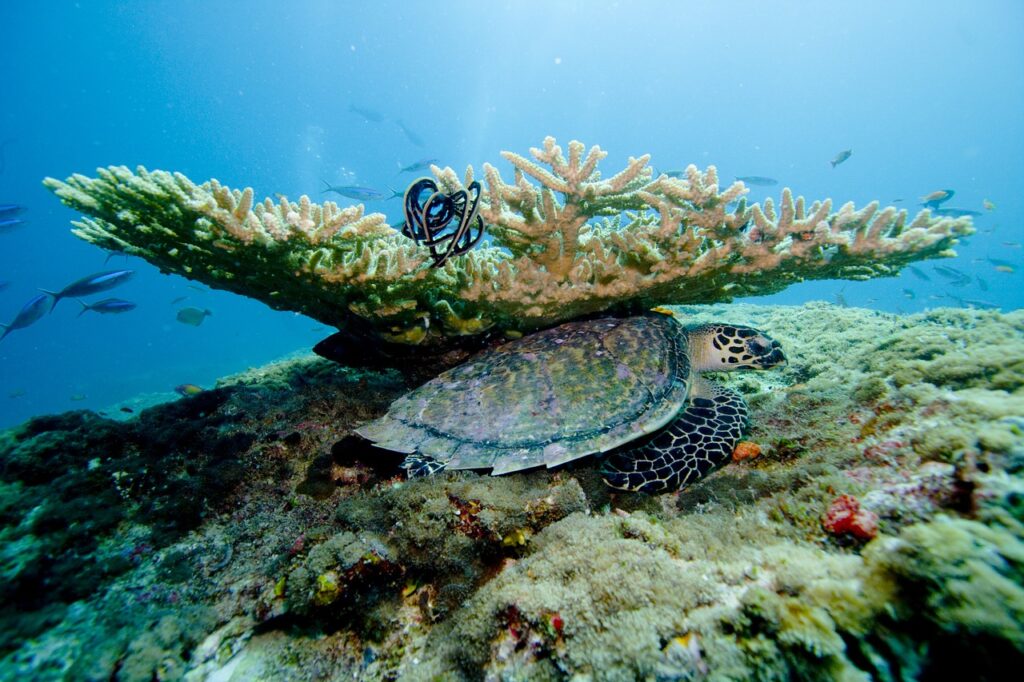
1, 302, 1022, 681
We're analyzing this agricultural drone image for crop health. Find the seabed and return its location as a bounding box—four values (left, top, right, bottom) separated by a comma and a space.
1, 302, 1022, 681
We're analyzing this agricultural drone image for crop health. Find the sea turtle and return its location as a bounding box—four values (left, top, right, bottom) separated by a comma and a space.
357, 314, 786, 493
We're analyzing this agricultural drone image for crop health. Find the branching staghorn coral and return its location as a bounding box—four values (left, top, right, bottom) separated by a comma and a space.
44, 137, 973, 345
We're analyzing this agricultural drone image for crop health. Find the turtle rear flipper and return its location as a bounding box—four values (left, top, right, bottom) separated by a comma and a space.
601, 381, 749, 493
402, 453, 447, 478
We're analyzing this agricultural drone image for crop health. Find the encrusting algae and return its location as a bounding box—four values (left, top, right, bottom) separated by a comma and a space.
0, 302, 1021, 680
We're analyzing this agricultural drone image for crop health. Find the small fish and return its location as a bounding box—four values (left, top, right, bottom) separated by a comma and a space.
919, 189, 954, 209
0, 217, 26, 232
8, 388, 26, 399
986, 257, 1016, 268
658, 169, 687, 179
976, 275, 989, 291
829, 149, 852, 168
397, 158, 439, 174
69, 394, 87, 402
906, 265, 931, 281
834, 291, 848, 307
1002, 242, 1020, 248
932, 207, 982, 218
994, 265, 1015, 273
0, 294, 50, 342
735, 175, 778, 186
187, 285, 207, 292
982, 199, 996, 211
933, 265, 969, 280
348, 104, 385, 123
902, 288, 916, 299
320, 180, 387, 201
176, 307, 212, 326
42, 269, 135, 311
946, 295, 1000, 310
892, 198, 904, 203
77, 298, 137, 316
171, 295, 189, 304
174, 383, 204, 396
0, 204, 25, 216
395, 120, 424, 147
120, 406, 135, 414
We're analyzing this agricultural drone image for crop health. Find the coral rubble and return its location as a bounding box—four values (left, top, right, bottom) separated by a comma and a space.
44, 138, 972, 344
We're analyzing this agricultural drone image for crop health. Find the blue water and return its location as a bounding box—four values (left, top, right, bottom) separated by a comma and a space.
0, 1, 1021, 428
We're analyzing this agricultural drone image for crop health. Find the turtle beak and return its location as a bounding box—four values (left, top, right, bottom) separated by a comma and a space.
748, 336, 786, 368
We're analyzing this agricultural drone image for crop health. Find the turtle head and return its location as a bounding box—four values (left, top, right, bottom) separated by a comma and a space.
686, 323, 786, 372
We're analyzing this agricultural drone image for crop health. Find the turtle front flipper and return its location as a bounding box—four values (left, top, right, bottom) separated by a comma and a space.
601, 380, 748, 493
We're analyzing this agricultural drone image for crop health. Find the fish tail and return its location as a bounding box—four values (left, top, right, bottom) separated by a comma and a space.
320, 179, 332, 193
0, 326, 8, 343
76, 299, 90, 317
39, 289, 60, 313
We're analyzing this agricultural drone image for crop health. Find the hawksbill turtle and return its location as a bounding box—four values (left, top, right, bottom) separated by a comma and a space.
357, 314, 786, 493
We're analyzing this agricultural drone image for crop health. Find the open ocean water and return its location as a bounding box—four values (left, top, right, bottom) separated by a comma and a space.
0, 2, 1022, 681
0, 1, 1020, 426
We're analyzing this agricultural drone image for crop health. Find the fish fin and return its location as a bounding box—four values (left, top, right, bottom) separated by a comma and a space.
320, 179, 332, 193
76, 299, 90, 317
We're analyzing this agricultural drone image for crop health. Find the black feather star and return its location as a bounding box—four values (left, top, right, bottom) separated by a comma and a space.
399, 177, 486, 268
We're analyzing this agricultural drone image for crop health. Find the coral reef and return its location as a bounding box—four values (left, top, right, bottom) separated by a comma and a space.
1, 302, 1022, 680
44, 138, 972, 344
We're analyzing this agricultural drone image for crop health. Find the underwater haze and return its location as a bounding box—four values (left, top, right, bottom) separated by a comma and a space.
0, 1, 1021, 427
3, 3, 1024, 681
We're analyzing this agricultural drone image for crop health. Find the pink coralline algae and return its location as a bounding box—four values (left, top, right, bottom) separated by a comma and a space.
822, 494, 879, 541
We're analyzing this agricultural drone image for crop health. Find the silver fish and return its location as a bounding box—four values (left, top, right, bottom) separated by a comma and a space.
1, 294, 50, 342
348, 104, 385, 122
906, 265, 930, 281
830, 149, 852, 168
176, 307, 212, 326
77, 298, 137, 316
0, 217, 26, 232
320, 181, 387, 201
42, 269, 135, 311
396, 120, 424, 147
932, 207, 982, 218
735, 175, 778, 186
397, 158, 439, 174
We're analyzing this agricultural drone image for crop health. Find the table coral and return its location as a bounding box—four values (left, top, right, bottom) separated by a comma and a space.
44, 137, 973, 345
